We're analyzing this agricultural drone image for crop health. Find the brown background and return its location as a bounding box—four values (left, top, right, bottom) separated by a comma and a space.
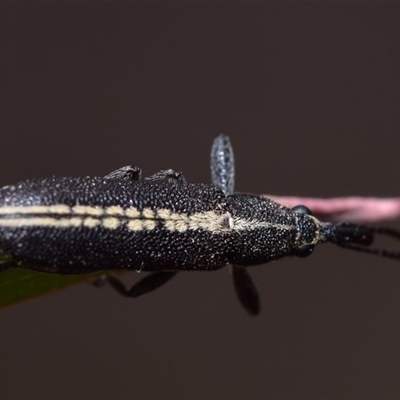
1, 3, 400, 399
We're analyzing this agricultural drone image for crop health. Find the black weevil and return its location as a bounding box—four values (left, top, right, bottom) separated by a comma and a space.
1, 135, 399, 314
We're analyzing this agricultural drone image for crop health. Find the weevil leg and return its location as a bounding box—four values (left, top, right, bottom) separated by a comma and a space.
104, 165, 142, 180
210, 134, 235, 195
232, 265, 260, 315
145, 169, 187, 184
104, 271, 178, 298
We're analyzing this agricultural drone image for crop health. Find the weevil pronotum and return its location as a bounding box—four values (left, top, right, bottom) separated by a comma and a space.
1, 135, 400, 315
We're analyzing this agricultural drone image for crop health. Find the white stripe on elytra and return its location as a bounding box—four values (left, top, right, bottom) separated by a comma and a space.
0, 204, 296, 233
232, 217, 295, 232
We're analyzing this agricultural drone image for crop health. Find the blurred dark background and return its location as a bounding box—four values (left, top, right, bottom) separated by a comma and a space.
1, 3, 400, 399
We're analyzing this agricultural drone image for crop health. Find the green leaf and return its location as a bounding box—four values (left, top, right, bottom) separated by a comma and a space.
0, 253, 108, 309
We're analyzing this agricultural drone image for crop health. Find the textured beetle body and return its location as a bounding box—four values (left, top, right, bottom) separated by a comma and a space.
1, 134, 394, 315
0, 176, 321, 274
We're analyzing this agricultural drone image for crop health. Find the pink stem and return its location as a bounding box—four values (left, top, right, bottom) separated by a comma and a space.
263, 196, 400, 223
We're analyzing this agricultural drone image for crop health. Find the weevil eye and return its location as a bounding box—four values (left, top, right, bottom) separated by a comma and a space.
294, 244, 315, 258
292, 205, 313, 216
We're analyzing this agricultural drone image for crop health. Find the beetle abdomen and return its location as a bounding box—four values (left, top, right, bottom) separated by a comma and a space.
0, 178, 231, 272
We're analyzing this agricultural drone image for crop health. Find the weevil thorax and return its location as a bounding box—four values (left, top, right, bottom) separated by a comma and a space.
226, 194, 325, 265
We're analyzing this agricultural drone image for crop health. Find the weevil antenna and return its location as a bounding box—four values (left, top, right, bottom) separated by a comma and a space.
336, 243, 400, 260
332, 222, 400, 261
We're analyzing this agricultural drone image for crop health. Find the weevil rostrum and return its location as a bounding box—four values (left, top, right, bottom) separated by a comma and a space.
1, 135, 400, 315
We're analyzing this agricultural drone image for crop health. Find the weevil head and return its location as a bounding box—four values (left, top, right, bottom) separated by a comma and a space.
290, 206, 322, 258
291, 205, 375, 250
